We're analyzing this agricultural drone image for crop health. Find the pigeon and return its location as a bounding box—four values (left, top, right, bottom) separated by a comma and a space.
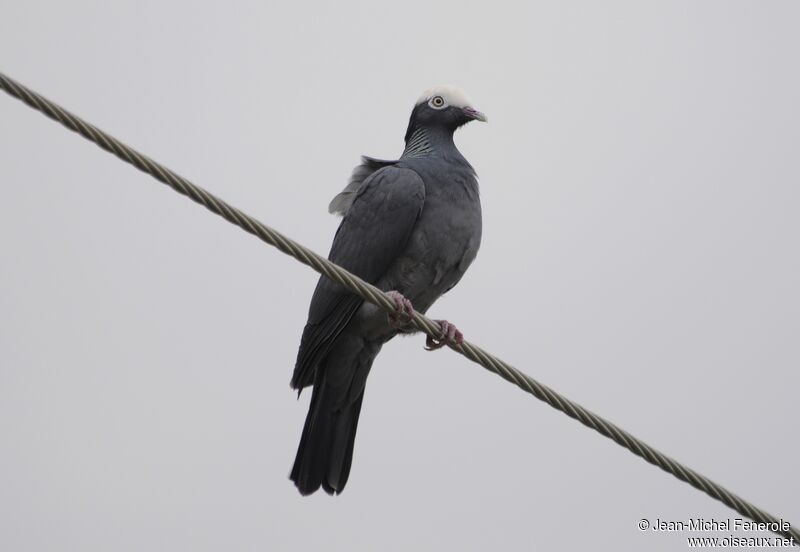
290, 85, 486, 495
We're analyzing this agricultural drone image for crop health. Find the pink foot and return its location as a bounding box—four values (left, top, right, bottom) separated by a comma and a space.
425, 320, 464, 351
387, 290, 415, 329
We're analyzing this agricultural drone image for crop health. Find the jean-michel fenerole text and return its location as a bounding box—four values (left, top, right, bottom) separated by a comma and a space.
650, 518, 790, 533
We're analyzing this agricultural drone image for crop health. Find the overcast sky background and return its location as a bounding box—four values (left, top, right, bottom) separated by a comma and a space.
1, 1, 798, 550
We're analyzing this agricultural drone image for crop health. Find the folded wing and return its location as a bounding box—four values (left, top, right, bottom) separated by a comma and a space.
292, 166, 426, 389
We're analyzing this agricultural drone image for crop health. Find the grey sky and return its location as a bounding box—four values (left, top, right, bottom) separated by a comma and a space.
1, 1, 798, 550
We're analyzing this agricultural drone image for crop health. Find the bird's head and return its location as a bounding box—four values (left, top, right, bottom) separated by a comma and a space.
405, 85, 487, 143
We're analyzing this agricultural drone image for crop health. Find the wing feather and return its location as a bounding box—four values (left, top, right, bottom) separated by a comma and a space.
292, 166, 426, 389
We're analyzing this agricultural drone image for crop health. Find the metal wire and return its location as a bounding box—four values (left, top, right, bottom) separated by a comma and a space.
1, 71, 796, 544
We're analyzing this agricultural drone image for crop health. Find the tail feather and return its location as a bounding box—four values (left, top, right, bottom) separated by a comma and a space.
324, 392, 364, 494
290, 373, 365, 496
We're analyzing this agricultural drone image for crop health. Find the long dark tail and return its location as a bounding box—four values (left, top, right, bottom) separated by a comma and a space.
290, 372, 366, 496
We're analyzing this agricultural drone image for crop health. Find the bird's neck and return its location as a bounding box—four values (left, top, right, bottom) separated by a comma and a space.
401, 126, 456, 159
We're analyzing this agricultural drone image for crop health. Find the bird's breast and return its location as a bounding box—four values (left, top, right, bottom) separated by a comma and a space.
385, 173, 482, 313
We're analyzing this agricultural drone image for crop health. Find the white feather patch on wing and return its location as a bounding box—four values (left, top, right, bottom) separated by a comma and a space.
328, 157, 396, 216
416, 84, 473, 109
328, 182, 360, 217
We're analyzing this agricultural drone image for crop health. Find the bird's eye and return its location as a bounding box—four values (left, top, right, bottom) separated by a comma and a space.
430, 96, 445, 108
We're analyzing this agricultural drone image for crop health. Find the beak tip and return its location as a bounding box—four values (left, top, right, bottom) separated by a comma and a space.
464, 106, 488, 123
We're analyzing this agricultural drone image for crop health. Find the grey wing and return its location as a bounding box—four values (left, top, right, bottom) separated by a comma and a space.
291, 166, 426, 389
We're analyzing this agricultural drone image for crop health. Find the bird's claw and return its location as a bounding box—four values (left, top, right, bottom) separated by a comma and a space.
425, 320, 464, 351
387, 291, 415, 328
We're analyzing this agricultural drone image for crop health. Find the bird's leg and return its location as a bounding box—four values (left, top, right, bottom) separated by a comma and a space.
385, 292, 463, 349
425, 320, 464, 351
386, 290, 415, 329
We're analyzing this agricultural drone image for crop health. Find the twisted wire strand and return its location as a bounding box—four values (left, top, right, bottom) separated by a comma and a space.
1, 71, 796, 544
